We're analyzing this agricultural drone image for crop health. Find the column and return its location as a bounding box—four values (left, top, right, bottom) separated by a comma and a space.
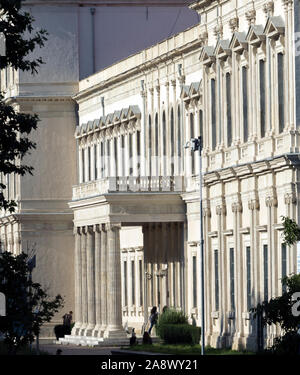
79, 227, 88, 335
216, 202, 226, 347
104, 223, 126, 338
99, 224, 107, 336
231, 199, 243, 350
79, 145, 83, 183
72, 227, 82, 335
92, 225, 101, 337
85, 226, 96, 336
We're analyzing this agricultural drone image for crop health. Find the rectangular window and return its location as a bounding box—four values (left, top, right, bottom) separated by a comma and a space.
246, 246, 251, 310
230, 248, 235, 311
259, 60, 266, 138
242, 66, 248, 142
226, 73, 232, 146
214, 249, 219, 310
94, 144, 97, 180
124, 261, 128, 306
193, 255, 197, 308
263, 244, 268, 302
121, 135, 125, 176
211, 79, 216, 150
131, 260, 135, 305
114, 138, 118, 176
139, 259, 143, 306
282, 243, 287, 293
88, 146, 91, 181
278, 53, 284, 133
82, 149, 85, 182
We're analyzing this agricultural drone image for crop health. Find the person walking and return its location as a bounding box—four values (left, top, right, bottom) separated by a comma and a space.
148, 306, 158, 335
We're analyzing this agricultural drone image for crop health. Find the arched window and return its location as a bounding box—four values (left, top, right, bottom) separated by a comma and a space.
170, 108, 174, 176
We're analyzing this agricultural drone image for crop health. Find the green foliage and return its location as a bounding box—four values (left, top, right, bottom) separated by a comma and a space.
266, 331, 300, 355
0, 0, 48, 212
281, 216, 300, 246
0, 0, 48, 73
157, 308, 188, 326
0, 251, 64, 354
251, 274, 300, 333
156, 324, 201, 345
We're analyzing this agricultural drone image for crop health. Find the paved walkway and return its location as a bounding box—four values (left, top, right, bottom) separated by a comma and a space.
39, 342, 120, 355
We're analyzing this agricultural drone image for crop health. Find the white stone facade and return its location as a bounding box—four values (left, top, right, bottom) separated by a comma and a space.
0, 0, 300, 350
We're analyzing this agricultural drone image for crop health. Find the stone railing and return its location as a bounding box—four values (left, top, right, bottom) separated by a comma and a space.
72, 176, 186, 200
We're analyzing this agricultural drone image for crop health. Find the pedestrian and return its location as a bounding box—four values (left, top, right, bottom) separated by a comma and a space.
148, 306, 158, 335
62, 311, 73, 335
129, 328, 138, 346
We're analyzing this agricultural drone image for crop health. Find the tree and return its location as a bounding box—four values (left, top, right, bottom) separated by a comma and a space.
251, 216, 300, 354
0, 251, 64, 355
0, 0, 47, 212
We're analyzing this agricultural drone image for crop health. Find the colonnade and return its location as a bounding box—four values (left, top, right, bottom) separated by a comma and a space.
73, 223, 126, 338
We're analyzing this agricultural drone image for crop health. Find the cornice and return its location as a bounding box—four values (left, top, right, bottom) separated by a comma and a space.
203, 154, 300, 185
74, 38, 203, 104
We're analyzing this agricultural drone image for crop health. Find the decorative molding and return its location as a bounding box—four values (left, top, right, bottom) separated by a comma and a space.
245, 9, 256, 26
263, 1, 274, 16
229, 17, 239, 33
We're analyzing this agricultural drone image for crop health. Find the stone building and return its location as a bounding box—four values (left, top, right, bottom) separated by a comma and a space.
1, 0, 300, 350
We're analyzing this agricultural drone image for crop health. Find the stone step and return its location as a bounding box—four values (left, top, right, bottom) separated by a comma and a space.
57, 334, 161, 347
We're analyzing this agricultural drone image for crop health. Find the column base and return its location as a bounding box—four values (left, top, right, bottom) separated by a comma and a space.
79, 323, 88, 336
84, 324, 96, 337
92, 325, 102, 338
72, 322, 82, 336
103, 326, 127, 339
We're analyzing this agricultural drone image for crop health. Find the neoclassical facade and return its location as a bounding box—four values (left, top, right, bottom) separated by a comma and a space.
70, 0, 300, 350
1, 0, 300, 350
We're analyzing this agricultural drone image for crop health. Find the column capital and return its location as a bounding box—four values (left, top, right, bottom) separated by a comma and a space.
85, 225, 94, 234
284, 192, 296, 205
231, 201, 242, 213
73, 227, 81, 235
265, 195, 278, 207
93, 224, 101, 233
105, 223, 122, 232
171, 79, 176, 88
248, 199, 259, 211
216, 204, 226, 216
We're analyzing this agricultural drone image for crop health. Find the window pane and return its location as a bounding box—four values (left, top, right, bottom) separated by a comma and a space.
230, 248, 235, 311
246, 246, 251, 310
226, 73, 232, 146
131, 260, 135, 305
259, 60, 266, 138
263, 245, 268, 302
211, 79, 216, 150
193, 255, 197, 308
278, 53, 284, 133
242, 66, 248, 142
214, 249, 219, 310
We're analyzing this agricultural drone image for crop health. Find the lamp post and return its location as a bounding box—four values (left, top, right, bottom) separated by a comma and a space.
185, 136, 205, 355
143, 271, 153, 334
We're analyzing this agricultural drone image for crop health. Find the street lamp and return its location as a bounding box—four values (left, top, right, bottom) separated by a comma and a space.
143, 271, 153, 334
185, 136, 205, 355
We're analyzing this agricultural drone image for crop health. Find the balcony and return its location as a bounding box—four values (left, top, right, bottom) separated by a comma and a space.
72, 176, 187, 200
